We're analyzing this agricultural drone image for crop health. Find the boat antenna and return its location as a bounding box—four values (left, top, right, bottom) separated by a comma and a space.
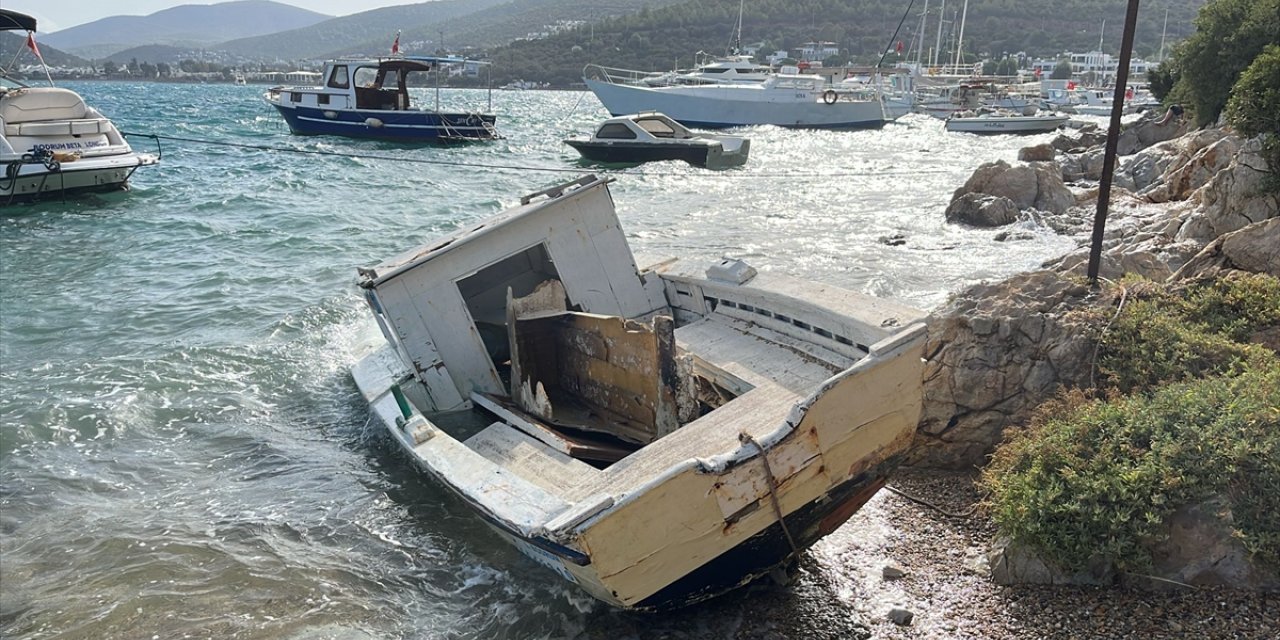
875, 0, 918, 70
727, 0, 745, 55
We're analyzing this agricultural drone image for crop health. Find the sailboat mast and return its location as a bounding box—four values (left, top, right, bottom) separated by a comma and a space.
1158, 8, 1168, 61
952, 0, 969, 69
933, 0, 946, 67
916, 0, 930, 66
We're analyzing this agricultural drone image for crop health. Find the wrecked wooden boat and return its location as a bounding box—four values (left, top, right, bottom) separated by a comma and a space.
350, 174, 927, 609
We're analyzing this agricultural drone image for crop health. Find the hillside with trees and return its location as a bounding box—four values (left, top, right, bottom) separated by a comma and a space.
481, 0, 1206, 87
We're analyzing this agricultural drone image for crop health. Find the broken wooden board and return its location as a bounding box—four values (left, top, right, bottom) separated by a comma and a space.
472, 391, 635, 464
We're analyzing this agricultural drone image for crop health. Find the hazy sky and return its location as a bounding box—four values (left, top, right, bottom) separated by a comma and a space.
5, 1, 426, 34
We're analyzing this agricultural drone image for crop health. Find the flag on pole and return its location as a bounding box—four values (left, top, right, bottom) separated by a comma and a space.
26, 32, 43, 61
895, 40, 904, 55
391, 31, 400, 55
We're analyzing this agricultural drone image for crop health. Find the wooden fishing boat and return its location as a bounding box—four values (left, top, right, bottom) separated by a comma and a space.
349, 175, 927, 609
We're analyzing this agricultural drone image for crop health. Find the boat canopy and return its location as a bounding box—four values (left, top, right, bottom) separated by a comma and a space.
0, 9, 38, 32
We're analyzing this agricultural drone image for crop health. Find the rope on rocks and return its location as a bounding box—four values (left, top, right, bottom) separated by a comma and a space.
739, 432, 800, 557
1089, 277, 1130, 390
884, 484, 982, 518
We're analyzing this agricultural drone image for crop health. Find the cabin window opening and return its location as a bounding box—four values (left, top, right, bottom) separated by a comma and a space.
793, 319, 811, 330
721, 300, 738, 309
457, 243, 563, 377
703, 297, 719, 311
835, 335, 854, 346
596, 123, 637, 139
774, 313, 792, 323
317, 94, 330, 105
327, 65, 349, 89
814, 327, 833, 339
637, 118, 677, 138
738, 303, 756, 313
290, 92, 302, 102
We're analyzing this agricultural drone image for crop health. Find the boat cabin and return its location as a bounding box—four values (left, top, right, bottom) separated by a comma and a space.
276, 57, 443, 112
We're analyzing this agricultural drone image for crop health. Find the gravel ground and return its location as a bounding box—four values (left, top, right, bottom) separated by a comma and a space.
817, 469, 1280, 640
578, 469, 1277, 640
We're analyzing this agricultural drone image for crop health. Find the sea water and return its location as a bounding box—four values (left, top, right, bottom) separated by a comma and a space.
0, 82, 1075, 639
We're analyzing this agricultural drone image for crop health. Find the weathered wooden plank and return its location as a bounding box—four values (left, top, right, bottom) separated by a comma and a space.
471, 392, 635, 464
464, 422, 600, 494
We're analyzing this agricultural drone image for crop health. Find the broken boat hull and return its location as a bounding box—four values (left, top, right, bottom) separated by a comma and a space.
349, 175, 927, 609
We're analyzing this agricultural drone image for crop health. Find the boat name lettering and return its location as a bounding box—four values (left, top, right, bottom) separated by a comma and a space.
33, 141, 108, 151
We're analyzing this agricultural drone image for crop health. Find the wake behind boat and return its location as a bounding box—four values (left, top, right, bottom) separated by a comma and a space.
1, 9, 158, 204
264, 56, 500, 143
584, 64, 886, 130
350, 175, 927, 609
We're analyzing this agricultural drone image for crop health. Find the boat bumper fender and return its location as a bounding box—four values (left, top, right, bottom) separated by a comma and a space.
365, 117, 384, 128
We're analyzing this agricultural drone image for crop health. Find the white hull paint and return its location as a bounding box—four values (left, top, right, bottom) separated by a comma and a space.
945, 114, 1069, 134
584, 77, 885, 129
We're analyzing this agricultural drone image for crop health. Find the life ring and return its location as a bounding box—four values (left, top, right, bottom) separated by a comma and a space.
822, 90, 838, 105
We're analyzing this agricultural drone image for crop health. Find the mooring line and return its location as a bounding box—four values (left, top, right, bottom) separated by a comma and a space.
120, 131, 957, 180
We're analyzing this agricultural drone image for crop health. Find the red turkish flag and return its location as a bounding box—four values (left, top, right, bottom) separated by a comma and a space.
26, 32, 44, 61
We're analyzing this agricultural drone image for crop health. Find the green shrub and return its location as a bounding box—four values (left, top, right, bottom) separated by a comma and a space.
1226, 44, 1280, 190
1097, 274, 1280, 393
982, 274, 1280, 574
982, 362, 1280, 572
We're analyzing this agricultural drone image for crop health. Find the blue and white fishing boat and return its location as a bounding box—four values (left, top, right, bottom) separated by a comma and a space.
264, 56, 500, 142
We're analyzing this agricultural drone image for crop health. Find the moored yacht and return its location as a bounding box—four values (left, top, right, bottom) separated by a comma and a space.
1, 9, 159, 204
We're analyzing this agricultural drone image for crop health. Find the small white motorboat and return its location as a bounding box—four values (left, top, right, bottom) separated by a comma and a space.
565, 112, 749, 169
1, 9, 158, 204
349, 174, 928, 609
945, 109, 1070, 134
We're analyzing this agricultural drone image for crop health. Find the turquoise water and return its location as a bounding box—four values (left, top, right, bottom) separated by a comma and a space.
1, 82, 1075, 639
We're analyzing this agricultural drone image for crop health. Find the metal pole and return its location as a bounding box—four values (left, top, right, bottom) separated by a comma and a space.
1086, 0, 1142, 284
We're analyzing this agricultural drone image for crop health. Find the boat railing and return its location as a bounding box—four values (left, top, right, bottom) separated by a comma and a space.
583, 64, 671, 87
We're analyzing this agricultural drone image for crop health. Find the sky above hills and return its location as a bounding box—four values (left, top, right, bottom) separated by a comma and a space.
5, 1, 422, 33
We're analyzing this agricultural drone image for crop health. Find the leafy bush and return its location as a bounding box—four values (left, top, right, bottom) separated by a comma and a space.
1226, 44, 1280, 188
1164, 0, 1280, 127
982, 274, 1280, 573
1097, 273, 1280, 393
982, 362, 1280, 572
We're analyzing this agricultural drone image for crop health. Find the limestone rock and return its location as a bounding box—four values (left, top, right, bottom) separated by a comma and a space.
988, 538, 1115, 586
1144, 497, 1280, 590
1018, 143, 1055, 162
1116, 113, 1190, 156
945, 193, 1020, 227
1173, 218, 1280, 280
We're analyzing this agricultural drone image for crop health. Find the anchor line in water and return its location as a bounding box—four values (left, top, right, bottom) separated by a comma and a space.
119, 131, 956, 180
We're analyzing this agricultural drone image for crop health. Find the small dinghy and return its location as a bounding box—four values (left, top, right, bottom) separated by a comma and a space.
349, 174, 927, 609
565, 112, 749, 169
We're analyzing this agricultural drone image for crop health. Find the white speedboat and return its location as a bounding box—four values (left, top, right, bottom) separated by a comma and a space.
565, 112, 749, 169
584, 64, 886, 130
1, 10, 158, 204
945, 110, 1069, 134
349, 175, 927, 609
264, 56, 499, 142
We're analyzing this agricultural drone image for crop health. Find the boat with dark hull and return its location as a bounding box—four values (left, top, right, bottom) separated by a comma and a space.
264, 56, 499, 142
565, 113, 749, 169
349, 174, 928, 609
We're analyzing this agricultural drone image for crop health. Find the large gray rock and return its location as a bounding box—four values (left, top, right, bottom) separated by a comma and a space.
1144, 497, 1280, 590
945, 193, 1020, 227
910, 271, 1096, 467
988, 537, 1115, 586
950, 159, 1075, 220
1018, 143, 1055, 162
1116, 113, 1190, 156
1173, 218, 1280, 280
